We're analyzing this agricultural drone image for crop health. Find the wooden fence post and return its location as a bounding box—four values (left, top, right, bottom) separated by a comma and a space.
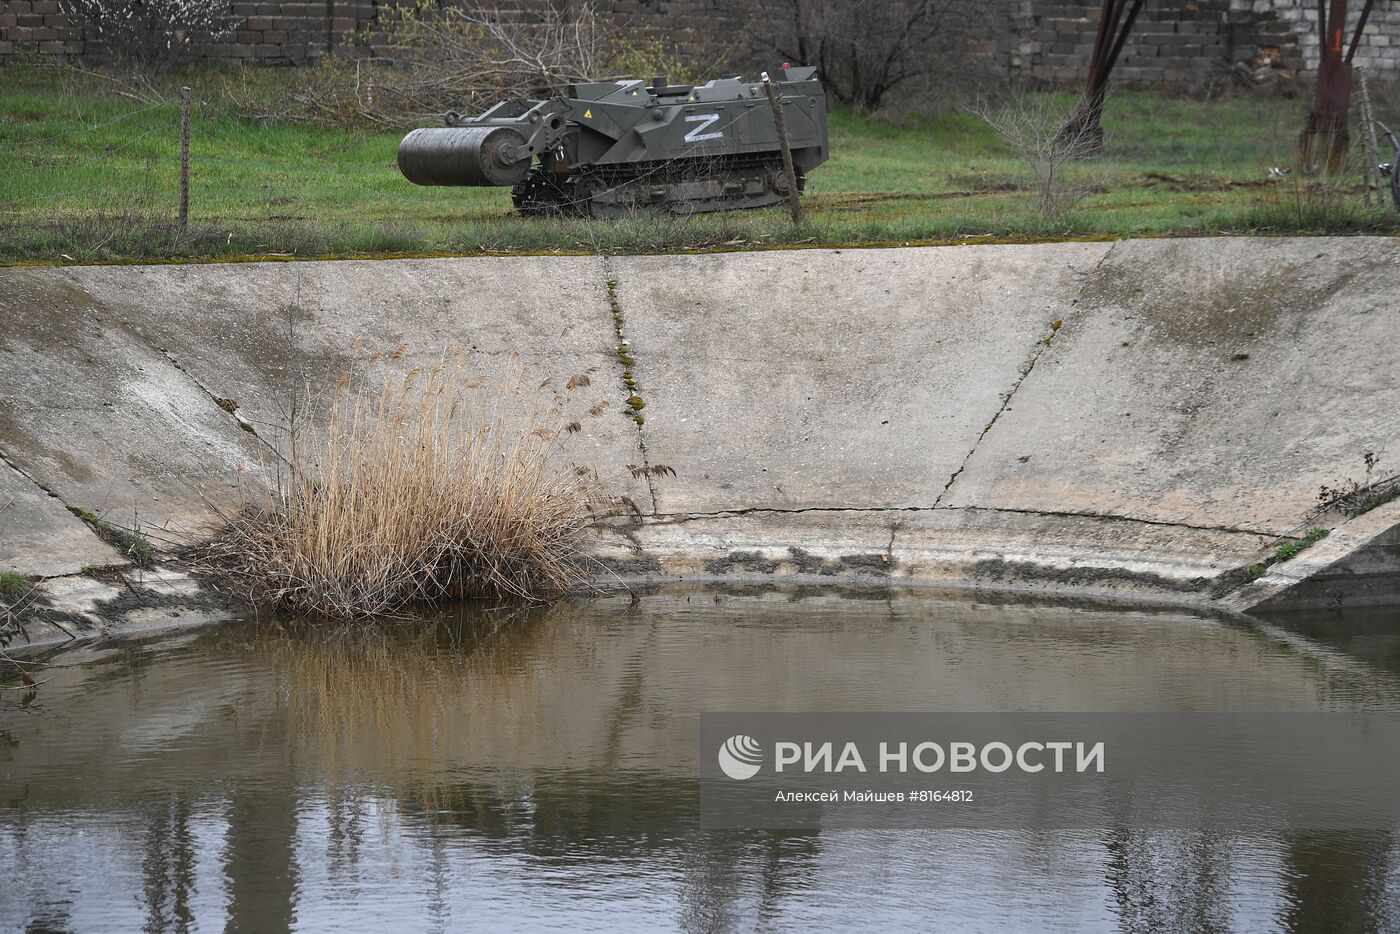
761, 72, 803, 226
1357, 68, 1382, 206
179, 86, 191, 231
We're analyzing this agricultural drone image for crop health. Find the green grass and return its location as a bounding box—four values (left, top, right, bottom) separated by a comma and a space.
1249, 527, 1333, 578
0, 65, 1395, 262
0, 572, 31, 603
67, 506, 155, 567
1274, 527, 1332, 562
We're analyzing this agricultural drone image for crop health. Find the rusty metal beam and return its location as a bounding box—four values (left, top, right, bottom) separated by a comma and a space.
1347, 0, 1376, 61
1301, 0, 1380, 173
1062, 0, 1145, 152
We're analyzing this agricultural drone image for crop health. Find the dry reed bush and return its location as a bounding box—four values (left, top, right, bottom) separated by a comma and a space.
211, 348, 606, 618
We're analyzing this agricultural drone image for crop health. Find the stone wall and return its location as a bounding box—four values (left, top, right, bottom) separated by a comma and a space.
0, 0, 380, 65
1, 0, 1397, 87
204, 1, 377, 64
1241, 0, 1400, 77
1017, 0, 1400, 91
0, 0, 733, 67
1019, 1, 1248, 88
0, 0, 83, 59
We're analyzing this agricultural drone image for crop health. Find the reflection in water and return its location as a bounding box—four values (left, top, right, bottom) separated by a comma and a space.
2, 589, 1400, 931
141, 792, 196, 934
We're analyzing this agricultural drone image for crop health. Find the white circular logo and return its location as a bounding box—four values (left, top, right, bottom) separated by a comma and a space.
718, 734, 763, 780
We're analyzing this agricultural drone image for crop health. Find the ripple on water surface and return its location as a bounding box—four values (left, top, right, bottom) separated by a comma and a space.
3, 589, 1399, 931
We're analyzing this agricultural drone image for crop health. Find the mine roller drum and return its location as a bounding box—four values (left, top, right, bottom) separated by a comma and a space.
397, 127, 531, 187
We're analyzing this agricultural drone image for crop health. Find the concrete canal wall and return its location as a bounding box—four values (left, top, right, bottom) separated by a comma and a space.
1, 236, 1397, 633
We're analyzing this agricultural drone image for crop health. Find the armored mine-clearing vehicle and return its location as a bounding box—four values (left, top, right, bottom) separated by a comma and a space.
397, 66, 829, 217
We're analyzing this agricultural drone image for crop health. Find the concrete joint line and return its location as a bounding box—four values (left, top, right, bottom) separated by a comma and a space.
0, 443, 87, 525
0, 443, 123, 569
603, 256, 659, 514
646, 501, 1277, 538
0, 445, 55, 502
933, 241, 1120, 507
959, 503, 1279, 538
157, 349, 285, 466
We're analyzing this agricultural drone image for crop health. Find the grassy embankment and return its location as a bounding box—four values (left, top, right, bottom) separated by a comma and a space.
1, 65, 1395, 262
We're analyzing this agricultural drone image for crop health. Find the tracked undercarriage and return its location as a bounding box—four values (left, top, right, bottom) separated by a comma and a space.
510, 157, 806, 217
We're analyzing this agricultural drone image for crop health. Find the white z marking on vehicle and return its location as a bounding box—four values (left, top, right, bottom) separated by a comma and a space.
683, 114, 723, 143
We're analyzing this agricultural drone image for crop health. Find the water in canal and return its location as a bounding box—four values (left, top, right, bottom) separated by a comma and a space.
3, 588, 1399, 932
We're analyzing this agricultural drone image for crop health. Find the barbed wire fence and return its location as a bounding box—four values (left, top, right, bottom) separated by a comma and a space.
3, 71, 819, 263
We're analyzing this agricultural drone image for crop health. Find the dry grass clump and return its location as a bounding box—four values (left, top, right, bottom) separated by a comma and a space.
211, 349, 605, 618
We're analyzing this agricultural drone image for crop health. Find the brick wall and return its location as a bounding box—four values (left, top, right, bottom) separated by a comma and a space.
1236, 0, 1400, 76
1016, 0, 1399, 90
1024, 1, 1243, 87
0, 0, 714, 66
206, 1, 377, 64
0, 0, 380, 65
2, 0, 1397, 87
0, 1, 84, 60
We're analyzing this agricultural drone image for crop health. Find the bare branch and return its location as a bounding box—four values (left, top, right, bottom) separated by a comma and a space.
975, 93, 1108, 221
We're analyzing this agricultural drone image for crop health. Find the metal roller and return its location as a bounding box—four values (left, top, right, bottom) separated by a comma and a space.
397, 127, 531, 187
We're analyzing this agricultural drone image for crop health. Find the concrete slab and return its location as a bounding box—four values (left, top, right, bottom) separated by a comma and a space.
633, 510, 898, 580
1, 239, 1395, 608
614, 243, 1113, 513
893, 507, 1273, 600
0, 460, 123, 576
26, 256, 647, 505
0, 274, 265, 538
1226, 498, 1400, 612
623, 506, 1272, 602
942, 237, 1400, 535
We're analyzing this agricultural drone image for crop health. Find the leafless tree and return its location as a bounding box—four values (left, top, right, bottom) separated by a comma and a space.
378, 2, 606, 99
712, 0, 1004, 110
256, 1, 686, 128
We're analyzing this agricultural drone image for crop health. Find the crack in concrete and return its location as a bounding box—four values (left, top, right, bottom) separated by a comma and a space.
0, 445, 59, 502
154, 349, 301, 478
950, 504, 1281, 538
933, 241, 1120, 507
0, 443, 132, 572
158, 350, 263, 438
644, 501, 1280, 538
603, 257, 658, 514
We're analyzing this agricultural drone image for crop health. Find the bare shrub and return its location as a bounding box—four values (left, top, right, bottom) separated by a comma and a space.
209, 350, 605, 618
378, 1, 604, 98
249, 1, 685, 129
708, 0, 1004, 111
0, 567, 37, 656
0, 538, 42, 693
975, 94, 1106, 221
57, 0, 238, 71
1317, 453, 1400, 518
606, 34, 700, 88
